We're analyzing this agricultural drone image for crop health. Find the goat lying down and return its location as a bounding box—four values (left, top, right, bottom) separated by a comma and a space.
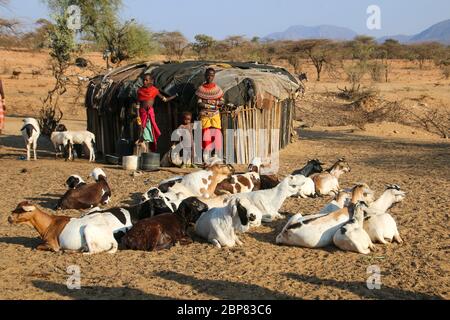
363, 184, 406, 244
232, 175, 307, 224
291, 159, 324, 198
276, 184, 375, 248
195, 198, 258, 248
56, 168, 111, 210
214, 157, 263, 195
121, 197, 209, 251
333, 201, 376, 254
312, 158, 351, 196
8, 201, 130, 254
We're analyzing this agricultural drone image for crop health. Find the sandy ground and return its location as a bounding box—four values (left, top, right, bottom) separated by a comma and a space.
0, 117, 448, 300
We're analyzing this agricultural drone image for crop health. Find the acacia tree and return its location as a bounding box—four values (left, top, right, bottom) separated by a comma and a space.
192, 34, 215, 59
39, 14, 76, 136
155, 31, 189, 60
296, 39, 339, 81
44, 0, 154, 66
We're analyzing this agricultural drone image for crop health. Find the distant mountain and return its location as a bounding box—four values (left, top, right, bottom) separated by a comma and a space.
264, 25, 357, 41
378, 19, 450, 44
409, 19, 450, 44
264, 19, 450, 44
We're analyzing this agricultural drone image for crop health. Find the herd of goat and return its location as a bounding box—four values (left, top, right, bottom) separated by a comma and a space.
8, 151, 406, 255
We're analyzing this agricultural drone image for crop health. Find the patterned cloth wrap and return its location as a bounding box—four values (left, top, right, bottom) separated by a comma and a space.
196, 83, 224, 129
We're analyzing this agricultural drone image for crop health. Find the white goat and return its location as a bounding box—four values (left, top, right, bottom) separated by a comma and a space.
333, 201, 376, 254
232, 175, 307, 224
20, 118, 40, 161
276, 184, 375, 248
363, 185, 406, 244
54, 125, 96, 162
195, 198, 257, 248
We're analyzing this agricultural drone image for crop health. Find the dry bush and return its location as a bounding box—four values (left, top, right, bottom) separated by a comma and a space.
400, 104, 449, 139
337, 84, 377, 101
368, 61, 385, 82
441, 65, 450, 80
346, 94, 403, 130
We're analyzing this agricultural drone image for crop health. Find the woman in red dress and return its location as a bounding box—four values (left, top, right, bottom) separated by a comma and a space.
137, 74, 176, 152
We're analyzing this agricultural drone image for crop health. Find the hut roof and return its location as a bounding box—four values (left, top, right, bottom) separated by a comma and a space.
86, 60, 300, 113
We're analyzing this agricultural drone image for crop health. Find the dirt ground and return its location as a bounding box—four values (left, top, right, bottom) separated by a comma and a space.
0, 51, 449, 300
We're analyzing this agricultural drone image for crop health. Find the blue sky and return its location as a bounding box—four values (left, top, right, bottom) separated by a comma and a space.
1, 0, 450, 40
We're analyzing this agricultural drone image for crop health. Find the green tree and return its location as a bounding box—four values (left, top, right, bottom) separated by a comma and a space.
43, 0, 155, 66
154, 31, 189, 60
40, 13, 77, 136
192, 34, 215, 59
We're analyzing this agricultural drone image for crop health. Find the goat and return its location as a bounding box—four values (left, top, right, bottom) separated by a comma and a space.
195, 198, 257, 248
259, 174, 280, 190
8, 201, 128, 254
312, 158, 351, 196
363, 184, 406, 244
333, 201, 376, 254
155, 163, 235, 200
232, 175, 307, 224
298, 190, 351, 223
50, 124, 72, 160
292, 159, 324, 198
65, 175, 86, 189
20, 118, 40, 161
276, 184, 375, 248
319, 190, 351, 215
121, 197, 209, 251
12, 70, 21, 79
54, 124, 96, 162
214, 157, 262, 195
56, 168, 111, 210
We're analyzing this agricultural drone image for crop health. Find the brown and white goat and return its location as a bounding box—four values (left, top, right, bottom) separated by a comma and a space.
56, 168, 111, 210
312, 158, 351, 196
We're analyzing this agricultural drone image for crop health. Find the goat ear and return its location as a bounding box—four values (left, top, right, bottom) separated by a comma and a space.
22, 204, 36, 212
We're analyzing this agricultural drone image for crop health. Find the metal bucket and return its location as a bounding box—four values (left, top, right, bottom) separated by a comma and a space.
122, 155, 140, 171
141, 152, 160, 172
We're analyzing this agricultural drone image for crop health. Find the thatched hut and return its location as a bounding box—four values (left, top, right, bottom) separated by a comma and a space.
85, 60, 300, 164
